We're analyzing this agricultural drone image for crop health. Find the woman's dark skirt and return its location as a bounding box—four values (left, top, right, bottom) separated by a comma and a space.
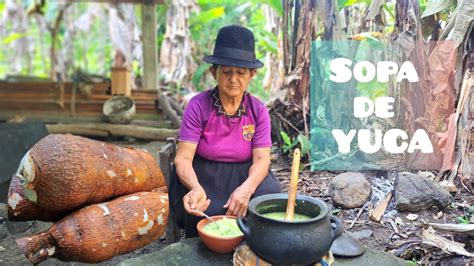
169, 155, 281, 238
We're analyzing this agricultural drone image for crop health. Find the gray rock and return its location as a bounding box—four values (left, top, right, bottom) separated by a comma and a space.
5, 220, 34, 234
119, 238, 232, 266
0, 203, 7, 219
330, 172, 372, 209
348, 229, 373, 240
394, 172, 452, 212
0, 224, 7, 240
331, 233, 366, 257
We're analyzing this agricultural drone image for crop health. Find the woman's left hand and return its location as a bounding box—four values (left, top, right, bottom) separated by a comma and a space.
224, 183, 253, 217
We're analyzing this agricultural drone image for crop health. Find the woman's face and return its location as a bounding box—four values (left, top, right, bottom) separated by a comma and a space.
211, 66, 256, 98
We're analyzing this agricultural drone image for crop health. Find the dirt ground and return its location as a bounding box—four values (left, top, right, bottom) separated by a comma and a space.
1, 139, 473, 265
272, 156, 474, 265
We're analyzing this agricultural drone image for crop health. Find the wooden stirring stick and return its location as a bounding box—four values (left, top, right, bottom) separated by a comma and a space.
285, 148, 301, 221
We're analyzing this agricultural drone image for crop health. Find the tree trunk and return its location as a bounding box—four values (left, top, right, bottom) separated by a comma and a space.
49, 3, 71, 81
263, 5, 283, 94
159, 0, 198, 89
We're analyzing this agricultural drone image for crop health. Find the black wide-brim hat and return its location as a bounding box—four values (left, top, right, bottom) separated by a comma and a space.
204, 25, 264, 69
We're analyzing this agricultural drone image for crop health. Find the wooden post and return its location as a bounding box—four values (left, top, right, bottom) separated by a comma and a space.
141, 3, 158, 91
141, 1, 181, 128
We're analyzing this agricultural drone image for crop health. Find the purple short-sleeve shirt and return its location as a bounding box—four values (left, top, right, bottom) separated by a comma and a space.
178, 88, 272, 162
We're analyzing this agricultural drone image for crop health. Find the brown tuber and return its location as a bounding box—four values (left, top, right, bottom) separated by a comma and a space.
16, 191, 169, 264
8, 175, 65, 221
15, 134, 166, 211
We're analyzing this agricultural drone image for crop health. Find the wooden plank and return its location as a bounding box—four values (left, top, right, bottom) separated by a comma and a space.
0, 110, 167, 122
369, 192, 392, 222
46, 123, 178, 140
0, 93, 157, 102
0, 81, 109, 92
141, 3, 158, 91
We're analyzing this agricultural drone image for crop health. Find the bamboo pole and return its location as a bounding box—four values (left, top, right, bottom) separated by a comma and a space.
285, 148, 301, 221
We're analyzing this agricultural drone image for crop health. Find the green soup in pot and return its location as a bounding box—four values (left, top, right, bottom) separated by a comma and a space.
203, 217, 243, 237
262, 212, 312, 221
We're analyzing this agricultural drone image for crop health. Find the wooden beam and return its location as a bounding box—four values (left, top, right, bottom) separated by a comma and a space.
46, 123, 178, 140
0, 111, 169, 125
141, 3, 158, 91
369, 192, 392, 222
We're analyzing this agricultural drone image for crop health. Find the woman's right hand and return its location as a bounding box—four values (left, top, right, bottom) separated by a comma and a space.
183, 185, 211, 216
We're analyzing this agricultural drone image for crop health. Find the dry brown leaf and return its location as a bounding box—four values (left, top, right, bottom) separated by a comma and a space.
421, 226, 474, 257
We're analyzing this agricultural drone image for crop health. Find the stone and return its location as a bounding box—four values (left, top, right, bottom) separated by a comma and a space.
119, 238, 232, 266
331, 233, 366, 257
330, 172, 372, 209
348, 229, 373, 240
0, 203, 7, 219
394, 172, 452, 212
5, 221, 34, 234
0, 225, 7, 240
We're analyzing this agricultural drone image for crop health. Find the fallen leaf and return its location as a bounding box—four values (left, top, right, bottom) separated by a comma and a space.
0, 246, 5, 252
406, 213, 419, 221
422, 226, 474, 257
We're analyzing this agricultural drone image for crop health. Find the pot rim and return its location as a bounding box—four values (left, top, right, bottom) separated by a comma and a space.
248, 193, 329, 223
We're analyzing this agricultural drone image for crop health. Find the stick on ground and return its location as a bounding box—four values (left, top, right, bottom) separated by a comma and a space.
369, 191, 392, 222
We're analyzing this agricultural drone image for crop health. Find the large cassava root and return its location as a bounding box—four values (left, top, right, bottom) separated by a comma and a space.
16, 191, 169, 264
15, 134, 166, 211
8, 175, 65, 221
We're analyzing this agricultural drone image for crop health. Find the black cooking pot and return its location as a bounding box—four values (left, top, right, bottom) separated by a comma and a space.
237, 193, 343, 265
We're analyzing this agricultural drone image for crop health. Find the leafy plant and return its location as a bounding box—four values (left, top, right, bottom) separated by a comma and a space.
280, 131, 313, 155
456, 216, 470, 224
280, 131, 297, 154
455, 204, 473, 224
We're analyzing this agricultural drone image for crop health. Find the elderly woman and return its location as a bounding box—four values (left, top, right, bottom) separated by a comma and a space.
169, 25, 281, 237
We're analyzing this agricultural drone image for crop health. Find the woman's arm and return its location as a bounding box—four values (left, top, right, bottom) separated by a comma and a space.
174, 141, 210, 216
224, 147, 271, 217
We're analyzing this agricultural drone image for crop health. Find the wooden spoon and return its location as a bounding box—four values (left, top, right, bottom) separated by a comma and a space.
285, 148, 300, 221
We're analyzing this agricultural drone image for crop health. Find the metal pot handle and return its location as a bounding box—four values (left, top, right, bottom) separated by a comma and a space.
329, 216, 343, 239
237, 217, 251, 237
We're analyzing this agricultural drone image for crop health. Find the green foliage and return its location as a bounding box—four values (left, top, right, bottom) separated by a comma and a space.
280, 131, 312, 155
2, 33, 26, 45
455, 204, 473, 224
189, 6, 225, 25
421, 0, 455, 18
192, 64, 210, 91
189, 1, 277, 101
456, 216, 470, 224
337, 0, 371, 11
280, 131, 296, 153
297, 134, 312, 155
264, 0, 283, 16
